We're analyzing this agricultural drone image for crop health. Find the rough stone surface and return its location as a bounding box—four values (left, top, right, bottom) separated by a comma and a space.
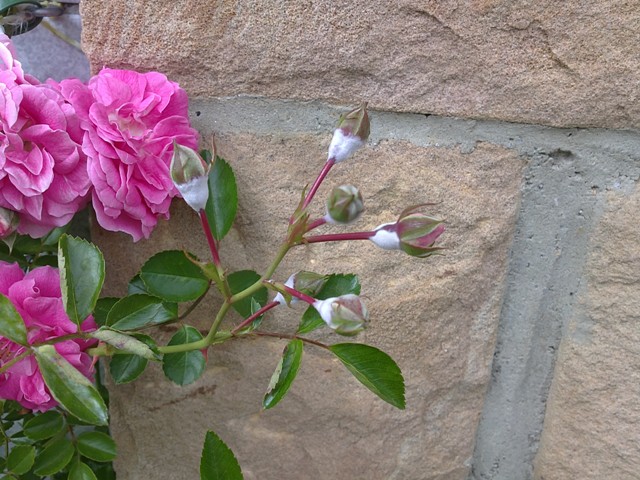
532, 187, 640, 480
81, 0, 640, 129
93, 122, 524, 478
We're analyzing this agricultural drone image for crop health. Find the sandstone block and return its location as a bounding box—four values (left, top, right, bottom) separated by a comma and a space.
81, 0, 640, 129
92, 129, 524, 479
534, 189, 640, 480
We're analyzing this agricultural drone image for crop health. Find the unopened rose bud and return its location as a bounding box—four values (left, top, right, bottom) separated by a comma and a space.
327, 103, 370, 163
170, 142, 210, 211
369, 206, 444, 258
274, 271, 328, 305
326, 185, 364, 224
312, 294, 368, 336
0, 207, 18, 238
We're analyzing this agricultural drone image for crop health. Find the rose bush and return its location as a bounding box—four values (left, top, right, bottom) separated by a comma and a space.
0, 261, 96, 412
0, 34, 90, 237
58, 69, 199, 241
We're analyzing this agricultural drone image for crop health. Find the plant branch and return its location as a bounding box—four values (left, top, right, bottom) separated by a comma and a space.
301, 230, 375, 244
301, 159, 335, 210
250, 330, 329, 350
231, 300, 280, 334
199, 210, 221, 268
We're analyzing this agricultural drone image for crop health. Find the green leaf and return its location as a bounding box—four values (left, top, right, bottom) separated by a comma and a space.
162, 326, 206, 385
33, 435, 74, 476
204, 156, 238, 241
127, 275, 149, 295
297, 274, 361, 334
227, 270, 267, 318
58, 235, 105, 326
109, 353, 148, 385
93, 297, 119, 327
7, 445, 35, 474
106, 294, 177, 330
76, 431, 117, 463
92, 328, 158, 360
109, 334, 155, 384
68, 460, 98, 480
0, 293, 27, 345
34, 345, 109, 426
329, 343, 405, 409
200, 430, 243, 480
139, 250, 209, 302
23, 410, 65, 441
263, 339, 303, 410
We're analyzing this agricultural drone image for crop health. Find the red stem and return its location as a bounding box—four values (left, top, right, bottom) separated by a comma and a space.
302, 159, 335, 210
281, 284, 317, 305
232, 301, 280, 334
303, 230, 376, 244
305, 217, 328, 232
199, 210, 221, 267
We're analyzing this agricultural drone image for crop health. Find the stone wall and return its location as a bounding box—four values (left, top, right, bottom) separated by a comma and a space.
81, 2, 640, 479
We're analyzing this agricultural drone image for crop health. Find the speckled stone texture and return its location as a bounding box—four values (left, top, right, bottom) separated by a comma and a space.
81, 0, 640, 129
92, 132, 524, 479
533, 188, 640, 480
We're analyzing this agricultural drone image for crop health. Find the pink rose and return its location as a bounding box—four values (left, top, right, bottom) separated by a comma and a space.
59, 69, 199, 241
0, 34, 91, 238
0, 262, 97, 412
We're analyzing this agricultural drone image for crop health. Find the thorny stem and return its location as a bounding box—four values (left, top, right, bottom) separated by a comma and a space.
301, 159, 335, 211
249, 331, 329, 350
157, 301, 232, 355
280, 284, 317, 305
305, 217, 328, 232
178, 283, 211, 320
199, 210, 221, 268
231, 300, 280, 334
302, 230, 376, 244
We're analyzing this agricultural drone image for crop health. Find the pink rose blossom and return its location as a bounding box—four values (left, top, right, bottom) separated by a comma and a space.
0, 262, 97, 412
59, 69, 199, 241
0, 34, 91, 238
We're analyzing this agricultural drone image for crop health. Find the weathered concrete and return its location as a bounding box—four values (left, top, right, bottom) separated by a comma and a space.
12, 15, 89, 82
81, 0, 640, 129
532, 189, 640, 480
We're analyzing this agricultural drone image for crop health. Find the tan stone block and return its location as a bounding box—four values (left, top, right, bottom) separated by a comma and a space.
81, 0, 639, 129
93, 133, 524, 479
534, 189, 640, 480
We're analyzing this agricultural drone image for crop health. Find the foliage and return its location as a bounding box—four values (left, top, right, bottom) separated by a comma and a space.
0, 34, 445, 477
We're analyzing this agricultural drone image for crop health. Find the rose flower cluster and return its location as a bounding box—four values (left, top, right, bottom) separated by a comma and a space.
0, 33, 198, 411
0, 33, 198, 241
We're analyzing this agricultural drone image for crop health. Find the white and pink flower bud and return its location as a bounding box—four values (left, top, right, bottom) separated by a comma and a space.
327, 103, 370, 163
312, 294, 368, 336
170, 143, 210, 212
326, 185, 364, 224
369, 206, 445, 258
